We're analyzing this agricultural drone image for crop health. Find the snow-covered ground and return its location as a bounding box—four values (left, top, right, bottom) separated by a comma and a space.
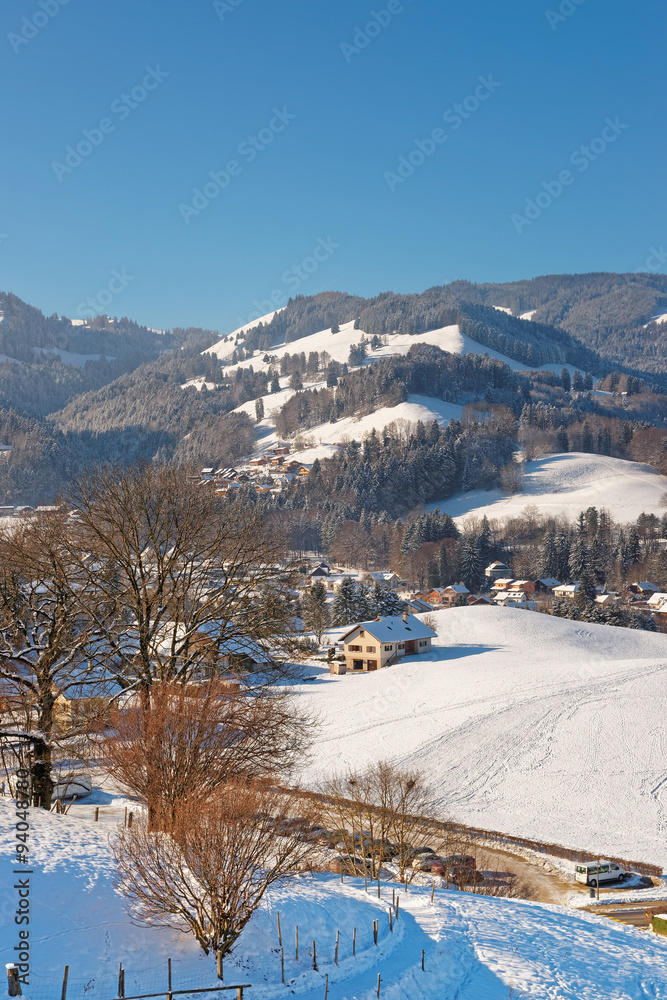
426, 452, 667, 525
214, 320, 585, 381
294, 607, 667, 869
207, 309, 285, 361
250, 395, 464, 463
3, 801, 667, 1000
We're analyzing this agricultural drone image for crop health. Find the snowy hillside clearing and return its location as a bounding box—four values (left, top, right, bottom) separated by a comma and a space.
215, 320, 585, 380
246, 395, 464, 464
427, 452, 667, 525
207, 309, 286, 361
294, 606, 667, 869
3, 801, 667, 1000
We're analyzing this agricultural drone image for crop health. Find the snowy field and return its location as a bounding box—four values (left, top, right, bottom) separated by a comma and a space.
427, 452, 667, 525
295, 607, 667, 869
3, 802, 667, 1000
211, 319, 586, 380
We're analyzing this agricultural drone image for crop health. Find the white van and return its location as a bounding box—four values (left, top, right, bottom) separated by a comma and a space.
574, 861, 627, 887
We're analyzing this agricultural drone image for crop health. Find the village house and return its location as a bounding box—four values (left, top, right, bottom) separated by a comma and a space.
534, 578, 561, 594
629, 581, 661, 599
338, 612, 437, 673
485, 561, 512, 582
490, 578, 515, 593
553, 583, 581, 600
469, 594, 496, 607
366, 571, 401, 588
441, 584, 470, 607
512, 580, 536, 598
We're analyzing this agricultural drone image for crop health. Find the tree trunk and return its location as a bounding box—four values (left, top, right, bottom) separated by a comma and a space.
30, 735, 52, 809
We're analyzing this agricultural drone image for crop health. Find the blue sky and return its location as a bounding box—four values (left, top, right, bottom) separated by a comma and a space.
0, 0, 665, 334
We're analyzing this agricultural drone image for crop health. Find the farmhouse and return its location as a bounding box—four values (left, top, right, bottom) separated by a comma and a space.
340, 613, 436, 672
485, 560, 512, 582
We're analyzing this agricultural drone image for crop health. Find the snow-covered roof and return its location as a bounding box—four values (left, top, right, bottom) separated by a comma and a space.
341, 614, 437, 644
486, 561, 510, 569
537, 578, 561, 587
647, 593, 667, 606
634, 582, 660, 591
492, 578, 515, 587
445, 584, 470, 594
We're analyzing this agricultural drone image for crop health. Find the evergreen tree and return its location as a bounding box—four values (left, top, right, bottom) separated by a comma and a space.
627, 526, 641, 565
555, 426, 569, 452
569, 534, 588, 581
554, 532, 571, 581
478, 516, 492, 567
254, 397, 265, 422
581, 422, 593, 452
354, 582, 373, 621
289, 371, 303, 391
270, 375, 281, 393
583, 372, 593, 390
572, 370, 584, 391
331, 322, 340, 334
332, 577, 359, 626
460, 536, 483, 593
437, 542, 451, 587
326, 369, 338, 388
561, 368, 571, 392
539, 529, 558, 578
579, 565, 597, 602
302, 581, 331, 641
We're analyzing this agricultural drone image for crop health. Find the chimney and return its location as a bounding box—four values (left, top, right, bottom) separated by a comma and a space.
402, 606, 408, 624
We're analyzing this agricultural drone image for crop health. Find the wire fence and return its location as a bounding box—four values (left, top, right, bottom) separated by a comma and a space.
23, 959, 225, 1000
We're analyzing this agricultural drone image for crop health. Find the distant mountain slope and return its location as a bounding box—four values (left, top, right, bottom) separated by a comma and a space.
0, 292, 218, 416
441, 273, 667, 374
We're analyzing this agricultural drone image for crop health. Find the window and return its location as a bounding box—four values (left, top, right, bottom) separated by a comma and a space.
384, 645, 392, 651
366, 646, 375, 653
348, 644, 362, 652
398, 643, 404, 649
419, 640, 428, 647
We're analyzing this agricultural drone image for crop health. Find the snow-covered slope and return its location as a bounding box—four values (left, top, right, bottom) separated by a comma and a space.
427, 452, 667, 525
246, 395, 464, 463
216, 320, 583, 380
296, 607, 667, 867
207, 308, 286, 361
3, 800, 667, 1000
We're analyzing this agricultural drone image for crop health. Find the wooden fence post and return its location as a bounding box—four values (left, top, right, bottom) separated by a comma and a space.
353, 927, 356, 957
312, 940, 317, 972
94, 807, 99, 822
421, 949, 425, 971
295, 925, 299, 962
377, 875, 380, 899
324, 975, 329, 1000
277, 912, 282, 947
124, 807, 127, 827
168, 958, 172, 991
281, 948, 284, 985
128, 811, 133, 828
377, 973, 381, 998
6, 965, 21, 997
334, 930, 339, 965
395, 896, 399, 920
389, 908, 393, 933
431, 881, 435, 903
118, 963, 124, 999
61, 965, 69, 1000
217, 950, 223, 982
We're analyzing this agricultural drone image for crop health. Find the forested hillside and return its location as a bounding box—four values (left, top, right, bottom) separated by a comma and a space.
441, 273, 667, 374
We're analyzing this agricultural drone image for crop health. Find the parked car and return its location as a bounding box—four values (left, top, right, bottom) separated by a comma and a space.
447, 864, 483, 885
442, 854, 477, 870
417, 857, 447, 874
574, 861, 628, 887
332, 854, 372, 875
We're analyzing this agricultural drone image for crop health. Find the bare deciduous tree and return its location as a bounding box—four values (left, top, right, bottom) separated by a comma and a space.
98, 679, 313, 829
0, 511, 100, 807
67, 463, 297, 693
319, 761, 445, 881
113, 781, 316, 956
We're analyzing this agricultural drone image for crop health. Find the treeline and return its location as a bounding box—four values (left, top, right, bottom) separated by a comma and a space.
443, 273, 667, 376
275, 345, 524, 438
